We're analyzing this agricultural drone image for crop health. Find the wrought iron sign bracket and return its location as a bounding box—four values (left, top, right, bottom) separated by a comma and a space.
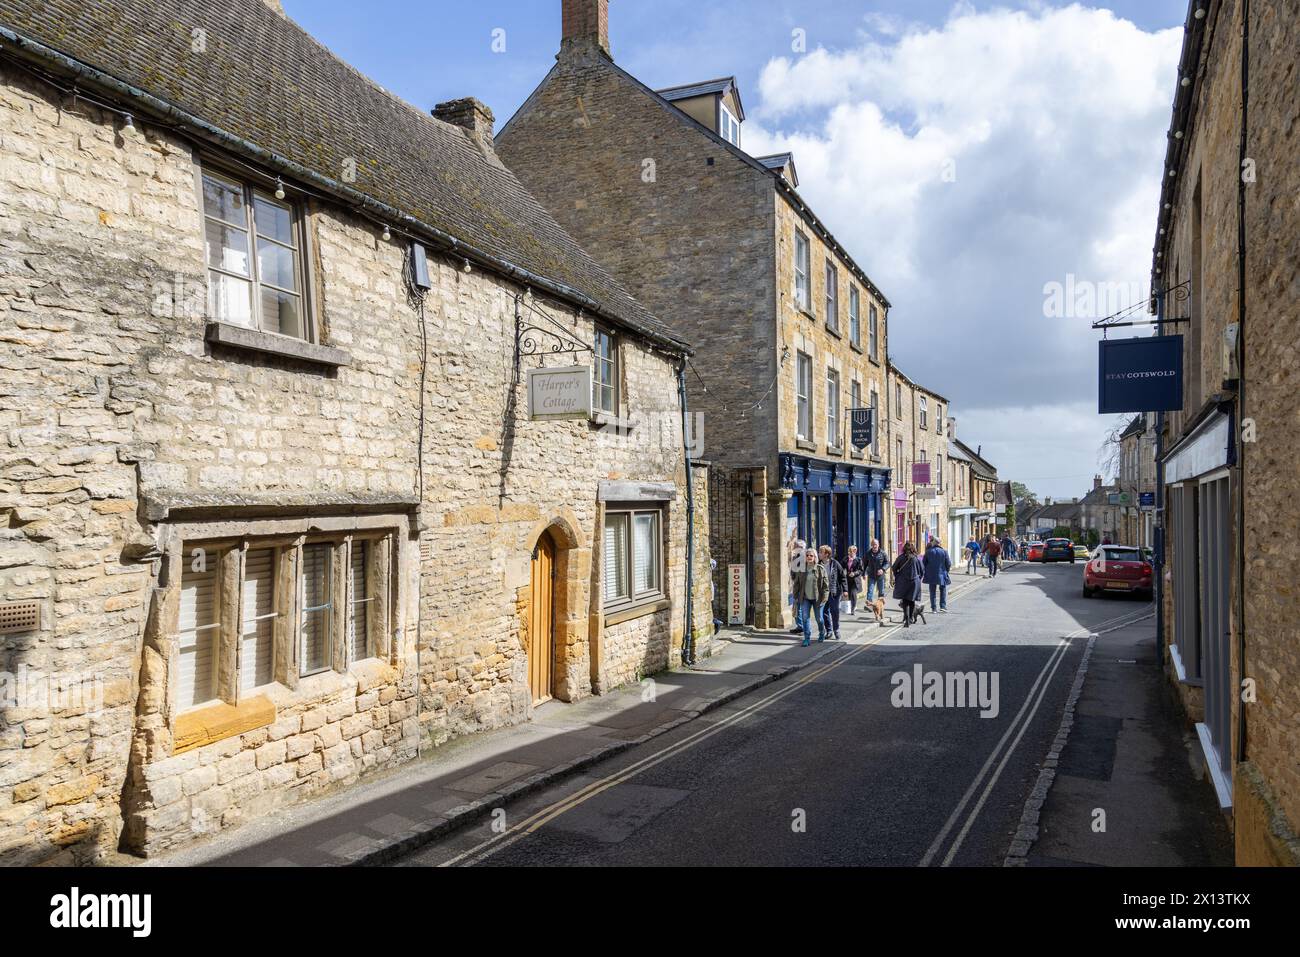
515, 291, 593, 362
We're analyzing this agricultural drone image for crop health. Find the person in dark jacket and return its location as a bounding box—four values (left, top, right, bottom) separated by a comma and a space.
965, 536, 980, 575
819, 545, 848, 640
863, 538, 890, 606
845, 545, 864, 615
922, 537, 952, 612
792, 548, 829, 646
891, 541, 925, 627
1001, 535, 1016, 561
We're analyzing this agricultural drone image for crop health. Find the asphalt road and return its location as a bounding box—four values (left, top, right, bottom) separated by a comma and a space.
396, 559, 1154, 867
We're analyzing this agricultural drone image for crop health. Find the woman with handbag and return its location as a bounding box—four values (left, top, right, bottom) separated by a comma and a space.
891, 541, 926, 627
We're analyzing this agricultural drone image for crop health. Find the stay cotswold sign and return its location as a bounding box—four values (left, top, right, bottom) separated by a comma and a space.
1098, 336, 1183, 413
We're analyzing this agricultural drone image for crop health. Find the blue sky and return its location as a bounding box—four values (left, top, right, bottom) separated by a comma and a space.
283, 0, 1190, 500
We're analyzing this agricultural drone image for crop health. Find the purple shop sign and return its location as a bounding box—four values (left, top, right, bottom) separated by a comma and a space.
911, 462, 931, 486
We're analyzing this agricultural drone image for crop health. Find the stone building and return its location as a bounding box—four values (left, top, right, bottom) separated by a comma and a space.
1114, 414, 1156, 547
885, 365, 950, 550
1150, 0, 1299, 865
945, 424, 977, 548
0, 0, 711, 863
496, 0, 894, 629
951, 438, 1000, 541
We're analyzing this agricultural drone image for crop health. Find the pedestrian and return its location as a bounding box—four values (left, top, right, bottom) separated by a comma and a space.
788, 538, 807, 634
985, 535, 1002, 577
1001, 534, 1016, 561
864, 538, 890, 626
923, 536, 952, 612
819, 545, 848, 640
891, 541, 925, 627
792, 548, 829, 646
845, 544, 864, 615
965, 535, 980, 575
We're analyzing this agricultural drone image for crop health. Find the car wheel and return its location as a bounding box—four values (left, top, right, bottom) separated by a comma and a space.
1070, 557, 1075, 564
1082, 585, 1092, 598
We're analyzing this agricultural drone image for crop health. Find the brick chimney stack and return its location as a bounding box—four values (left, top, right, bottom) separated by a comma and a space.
1093, 474, 1103, 490
432, 98, 495, 150
562, 0, 611, 58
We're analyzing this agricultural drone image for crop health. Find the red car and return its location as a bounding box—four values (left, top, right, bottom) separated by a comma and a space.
1024, 541, 1045, 562
1083, 546, 1153, 599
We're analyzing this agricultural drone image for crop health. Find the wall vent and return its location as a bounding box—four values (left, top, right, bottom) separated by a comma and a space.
0, 600, 41, 635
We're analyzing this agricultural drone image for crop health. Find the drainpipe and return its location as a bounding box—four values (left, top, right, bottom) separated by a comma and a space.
677, 361, 696, 666
1234, 0, 1249, 764
1154, 290, 1166, 669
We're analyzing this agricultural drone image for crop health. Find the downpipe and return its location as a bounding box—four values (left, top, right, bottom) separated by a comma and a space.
677, 362, 696, 667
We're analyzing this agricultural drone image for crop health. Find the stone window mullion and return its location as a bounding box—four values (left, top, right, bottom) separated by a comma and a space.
215, 546, 242, 704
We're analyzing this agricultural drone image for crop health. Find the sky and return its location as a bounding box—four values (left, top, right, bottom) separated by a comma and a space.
282, 0, 1189, 501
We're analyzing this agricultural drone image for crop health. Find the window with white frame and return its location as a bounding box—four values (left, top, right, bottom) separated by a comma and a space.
593, 326, 617, 415
849, 286, 861, 348
796, 351, 812, 440
202, 167, 309, 339
825, 261, 838, 332
919, 397, 929, 430
718, 103, 741, 147
603, 507, 664, 609
868, 303, 879, 360
826, 368, 841, 448
850, 378, 862, 432
174, 532, 391, 714
937, 454, 944, 491
896, 438, 904, 484
937, 406, 944, 436
794, 231, 810, 311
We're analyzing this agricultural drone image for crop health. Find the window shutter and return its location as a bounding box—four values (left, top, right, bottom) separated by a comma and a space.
240, 548, 275, 692
301, 544, 332, 675
604, 516, 628, 602
178, 556, 219, 710
348, 541, 370, 662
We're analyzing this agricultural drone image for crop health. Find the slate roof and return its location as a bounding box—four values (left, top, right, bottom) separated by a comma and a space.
0, 0, 689, 352
655, 77, 744, 118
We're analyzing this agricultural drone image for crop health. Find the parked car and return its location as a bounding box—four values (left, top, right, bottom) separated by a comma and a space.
1042, 538, 1075, 563
1025, 541, 1045, 561
1072, 543, 1090, 560
1083, 546, 1153, 599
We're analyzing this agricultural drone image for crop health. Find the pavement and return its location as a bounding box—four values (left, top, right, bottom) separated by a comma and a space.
149, 576, 979, 866
1017, 614, 1233, 866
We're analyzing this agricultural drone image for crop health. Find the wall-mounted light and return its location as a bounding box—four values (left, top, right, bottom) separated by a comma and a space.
381, 224, 391, 241
121, 113, 137, 137
1180, 76, 1191, 88
274, 177, 286, 200
1168, 169, 1177, 177
1194, 7, 1206, 19
1164, 202, 1172, 209
462, 258, 472, 274
1174, 130, 1184, 139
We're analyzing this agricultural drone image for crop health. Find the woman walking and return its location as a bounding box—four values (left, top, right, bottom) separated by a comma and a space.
845, 545, 864, 616
891, 541, 925, 627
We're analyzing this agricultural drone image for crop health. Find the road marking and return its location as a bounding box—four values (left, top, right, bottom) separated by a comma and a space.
918, 605, 1156, 867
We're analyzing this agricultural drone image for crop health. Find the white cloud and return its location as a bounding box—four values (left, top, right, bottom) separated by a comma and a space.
741, 3, 1181, 499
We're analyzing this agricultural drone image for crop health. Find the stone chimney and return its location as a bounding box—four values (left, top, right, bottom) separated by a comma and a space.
433, 98, 495, 150
562, 0, 611, 58
1093, 474, 1103, 490
946, 416, 956, 440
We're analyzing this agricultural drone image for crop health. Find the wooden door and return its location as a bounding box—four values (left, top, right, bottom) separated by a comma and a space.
529, 536, 555, 705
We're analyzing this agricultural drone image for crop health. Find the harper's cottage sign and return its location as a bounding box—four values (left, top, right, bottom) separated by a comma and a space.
527, 365, 593, 421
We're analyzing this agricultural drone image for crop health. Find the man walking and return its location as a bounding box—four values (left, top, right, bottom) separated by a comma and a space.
922, 537, 952, 612
819, 544, 848, 640
965, 535, 980, 575
985, 535, 1002, 577
1001, 533, 1016, 561
863, 538, 890, 625
793, 548, 829, 647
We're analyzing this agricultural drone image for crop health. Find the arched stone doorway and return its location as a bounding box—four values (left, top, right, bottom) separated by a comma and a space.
521, 514, 590, 704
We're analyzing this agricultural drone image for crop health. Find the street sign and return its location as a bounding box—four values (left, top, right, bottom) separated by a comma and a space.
1140, 492, 1155, 509
850, 407, 874, 450
1098, 336, 1183, 413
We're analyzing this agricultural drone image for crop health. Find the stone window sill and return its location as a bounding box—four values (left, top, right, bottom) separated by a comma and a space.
827, 445, 845, 457
206, 321, 350, 368
796, 438, 816, 452
173, 695, 276, 755
591, 410, 634, 431
849, 342, 862, 353
850, 449, 864, 460
825, 324, 841, 339
604, 596, 672, 627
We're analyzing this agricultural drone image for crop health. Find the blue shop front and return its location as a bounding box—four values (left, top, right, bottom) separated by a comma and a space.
779, 453, 892, 563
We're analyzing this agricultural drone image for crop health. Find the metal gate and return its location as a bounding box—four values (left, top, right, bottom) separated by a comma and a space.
708, 469, 753, 625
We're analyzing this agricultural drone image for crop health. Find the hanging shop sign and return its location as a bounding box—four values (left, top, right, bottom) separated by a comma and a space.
850, 408, 875, 450
911, 462, 931, 486
527, 365, 592, 421
1140, 492, 1156, 509
1098, 336, 1183, 413
915, 485, 938, 501
728, 564, 746, 625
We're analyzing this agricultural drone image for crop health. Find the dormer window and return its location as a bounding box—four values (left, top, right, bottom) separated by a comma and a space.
719, 103, 741, 147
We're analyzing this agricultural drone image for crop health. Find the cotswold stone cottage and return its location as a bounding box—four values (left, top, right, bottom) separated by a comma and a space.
498, 0, 913, 630
0, 0, 710, 863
